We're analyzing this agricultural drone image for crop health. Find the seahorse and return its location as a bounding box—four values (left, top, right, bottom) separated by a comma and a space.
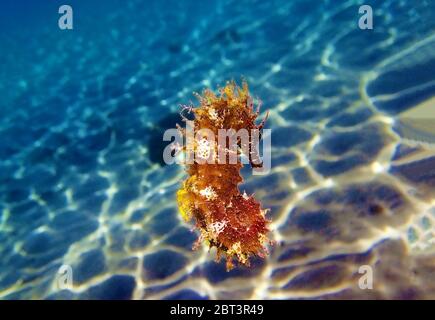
176, 81, 271, 270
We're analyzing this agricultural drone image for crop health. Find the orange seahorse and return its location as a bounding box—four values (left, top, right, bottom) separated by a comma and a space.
176, 81, 271, 270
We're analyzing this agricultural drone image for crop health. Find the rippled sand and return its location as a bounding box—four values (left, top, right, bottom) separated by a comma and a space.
0, 0, 434, 299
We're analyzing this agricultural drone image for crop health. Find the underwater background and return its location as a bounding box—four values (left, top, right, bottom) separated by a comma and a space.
0, 0, 434, 299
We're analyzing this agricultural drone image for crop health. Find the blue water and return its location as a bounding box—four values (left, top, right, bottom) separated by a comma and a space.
0, 0, 434, 299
